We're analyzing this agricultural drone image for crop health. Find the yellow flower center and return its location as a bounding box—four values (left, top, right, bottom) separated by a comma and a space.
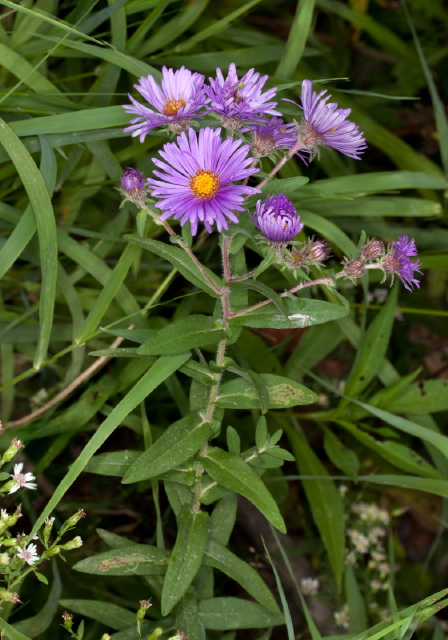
163, 98, 186, 117
189, 170, 220, 199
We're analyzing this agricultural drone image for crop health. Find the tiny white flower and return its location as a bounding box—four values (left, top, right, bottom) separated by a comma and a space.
9, 463, 37, 494
0, 552, 10, 565
301, 577, 320, 596
334, 604, 350, 630
16, 543, 39, 565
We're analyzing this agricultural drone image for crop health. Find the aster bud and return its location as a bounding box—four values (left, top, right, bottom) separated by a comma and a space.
0, 552, 10, 565
362, 238, 384, 261
120, 168, 146, 205
168, 632, 188, 640
301, 239, 330, 265
43, 517, 55, 544
1, 438, 25, 465
341, 258, 365, 280
45, 545, 61, 556
100, 635, 111, 640
148, 629, 163, 640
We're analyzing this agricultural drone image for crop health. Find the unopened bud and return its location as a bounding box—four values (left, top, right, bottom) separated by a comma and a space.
342, 258, 365, 279
1, 439, 24, 464
168, 632, 188, 640
43, 517, 55, 543
61, 536, 83, 550
362, 239, 384, 261
148, 629, 163, 640
120, 168, 146, 204
0, 553, 10, 566
301, 239, 330, 264
100, 635, 111, 640
66, 509, 86, 528
45, 545, 61, 557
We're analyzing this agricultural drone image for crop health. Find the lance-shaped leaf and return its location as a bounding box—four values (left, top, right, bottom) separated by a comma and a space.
73, 543, 170, 576
202, 448, 286, 532
198, 597, 284, 630
261, 176, 309, 195
229, 296, 349, 329
216, 373, 317, 409
125, 234, 222, 297
161, 506, 208, 615
122, 414, 220, 483
138, 315, 227, 355
204, 539, 280, 613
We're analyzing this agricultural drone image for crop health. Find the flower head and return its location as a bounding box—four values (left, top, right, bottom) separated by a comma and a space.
301, 577, 320, 596
8, 463, 37, 494
16, 543, 39, 565
290, 80, 367, 160
147, 127, 259, 235
251, 194, 304, 245
121, 167, 145, 195
205, 63, 280, 128
248, 117, 297, 157
124, 66, 208, 141
382, 235, 422, 292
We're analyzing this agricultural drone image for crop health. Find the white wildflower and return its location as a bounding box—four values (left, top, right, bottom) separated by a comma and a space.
301, 577, 320, 596
16, 543, 39, 565
334, 604, 350, 630
8, 463, 37, 494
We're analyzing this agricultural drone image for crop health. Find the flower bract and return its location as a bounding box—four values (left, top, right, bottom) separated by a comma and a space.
205, 63, 280, 126
147, 127, 260, 235
290, 80, 367, 160
251, 194, 304, 245
123, 66, 208, 141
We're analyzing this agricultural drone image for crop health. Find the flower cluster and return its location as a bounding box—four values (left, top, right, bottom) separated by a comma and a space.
121, 65, 421, 294
339, 235, 422, 292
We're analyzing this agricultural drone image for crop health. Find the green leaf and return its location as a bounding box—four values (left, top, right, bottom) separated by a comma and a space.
341, 284, 398, 405
202, 448, 286, 532
284, 424, 345, 588
125, 234, 222, 297
204, 539, 281, 614
161, 506, 208, 615
276, 0, 316, 77
360, 475, 448, 499
0, 117, 57, 368
217, 374, 317, 409
122, 414, 219, 483
323, 428, 359, 479
73, 543, 170, 576
138, 315, 227, 355
209, 494, 237, 547
383, 380, 448, 415
58, 600, 135, 631
261, 177, 310, 195
0, 617, 31, 640
338, 421, 444, 479
345, 565, 368, 633
229, 296, 349, 329
198, 597, 284, 630
84, 450, 141, 476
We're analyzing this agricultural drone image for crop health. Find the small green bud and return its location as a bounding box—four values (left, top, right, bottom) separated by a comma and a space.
61, 536, 82, 550
43, 517, 55, 543
45, 545, 61, 557
1, 439, 24, 464
147, 629, 163, 640
65, 509, 86, 528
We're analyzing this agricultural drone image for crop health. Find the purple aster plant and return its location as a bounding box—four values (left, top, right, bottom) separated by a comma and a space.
123, 66, 208, 142
382, 235, 422, 292
147, 127, 260, 235
248, 117, 298, 158
205, 63, 280, 130
251, 194, 304, 247
287, 80, 367, 160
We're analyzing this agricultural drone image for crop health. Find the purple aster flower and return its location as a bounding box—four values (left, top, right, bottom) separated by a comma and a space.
205, 63, 280, 129
287, 80, 367, 160
123, 66, 208, 142
147, 127, 260, 235
382, 235, 422, 291
248, 117, 298, 157
251, 194, 304, 245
